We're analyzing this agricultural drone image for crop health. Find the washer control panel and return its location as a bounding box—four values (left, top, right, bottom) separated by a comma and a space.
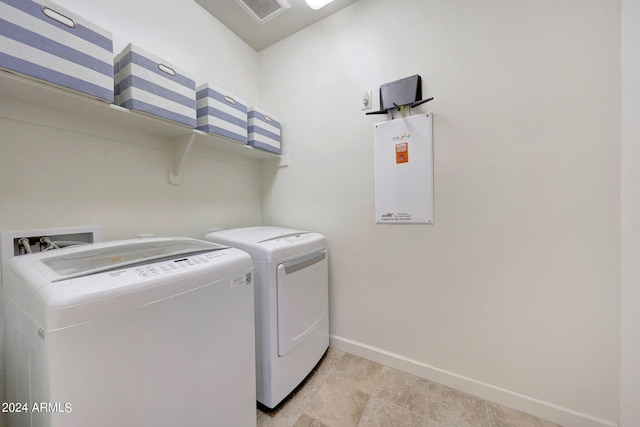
128, 251, 226, 278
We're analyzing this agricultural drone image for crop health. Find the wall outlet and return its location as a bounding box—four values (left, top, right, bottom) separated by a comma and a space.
361, 89, 373, 111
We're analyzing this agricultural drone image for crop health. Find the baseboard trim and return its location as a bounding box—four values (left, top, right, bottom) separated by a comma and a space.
330, 335, 618, 427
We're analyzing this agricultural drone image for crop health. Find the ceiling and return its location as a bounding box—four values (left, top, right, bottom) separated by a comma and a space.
194, 0, 359, 51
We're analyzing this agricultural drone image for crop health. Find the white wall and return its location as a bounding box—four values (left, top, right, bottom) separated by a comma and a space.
0, 1, 261, 425
0, 0, 627, 426
621, 0, 640, 425
259, 0, 621, 425
53, 0, 260, 103
0, 0, 262, 238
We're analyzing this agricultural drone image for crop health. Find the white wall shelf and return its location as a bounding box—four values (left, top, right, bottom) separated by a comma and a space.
0, 70, 287, 184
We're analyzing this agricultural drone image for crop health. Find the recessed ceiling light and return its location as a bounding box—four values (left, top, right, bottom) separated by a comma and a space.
304, 0, 335, 10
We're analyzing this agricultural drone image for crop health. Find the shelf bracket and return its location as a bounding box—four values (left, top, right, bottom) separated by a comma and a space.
169, 133, 196, 185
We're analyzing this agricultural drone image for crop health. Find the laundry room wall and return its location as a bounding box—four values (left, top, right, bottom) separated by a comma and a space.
0, 0, 261, 424
621, 0, 640, 425
0, 0, 262, 246
258, 0, 621, 426
0, 0, 262, 239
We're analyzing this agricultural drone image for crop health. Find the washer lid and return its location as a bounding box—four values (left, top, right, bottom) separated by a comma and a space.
204, 227, 326, 261
3, 238, 251, 330
22, 238, 228, 282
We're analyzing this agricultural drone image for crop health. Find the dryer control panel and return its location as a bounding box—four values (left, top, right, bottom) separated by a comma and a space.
282, 234, 313, 244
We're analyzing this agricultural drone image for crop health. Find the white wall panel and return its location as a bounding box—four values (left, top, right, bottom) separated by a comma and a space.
259, 0, 621, 424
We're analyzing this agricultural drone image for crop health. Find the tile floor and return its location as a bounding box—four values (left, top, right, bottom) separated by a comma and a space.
257, 348, 561, 427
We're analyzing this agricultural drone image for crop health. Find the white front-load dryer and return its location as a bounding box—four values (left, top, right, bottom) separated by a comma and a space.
204, 227, 329, 409
2, 238, 256, 427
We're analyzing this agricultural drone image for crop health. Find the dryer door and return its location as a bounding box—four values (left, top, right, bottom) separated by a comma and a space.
276, 249, 328, 357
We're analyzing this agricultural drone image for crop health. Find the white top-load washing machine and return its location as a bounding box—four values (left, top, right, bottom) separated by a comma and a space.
204, 227, 329, 409
2, 237, 256, 427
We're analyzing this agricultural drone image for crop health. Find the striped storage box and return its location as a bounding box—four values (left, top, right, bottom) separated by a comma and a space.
0, 0, 114, 102
196, 83, 247, 144
114, 43, 196, 127
248, 107, 281, 154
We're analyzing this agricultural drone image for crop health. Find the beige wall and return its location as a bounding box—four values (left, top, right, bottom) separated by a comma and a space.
0, 2, 261, 425
0, 0, 263, 235
0, 0, 626, 426
621, 0, 640, 425
53, 0, 260, 103
259, 0, 621, 425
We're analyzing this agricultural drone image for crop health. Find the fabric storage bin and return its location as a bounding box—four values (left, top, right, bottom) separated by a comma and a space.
114, 43, 196, 127
196, 83, 247, 144
0, 0, 114, 102
248, 107, 281, 154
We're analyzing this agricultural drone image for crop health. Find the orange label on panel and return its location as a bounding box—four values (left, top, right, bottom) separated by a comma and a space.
395, 142, 408, 164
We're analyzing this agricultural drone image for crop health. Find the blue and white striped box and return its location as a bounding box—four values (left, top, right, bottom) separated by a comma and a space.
0, 0, 114, 102
196, 83, 247, 144
248, 107, 281, 154
114, 43, 196, 128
